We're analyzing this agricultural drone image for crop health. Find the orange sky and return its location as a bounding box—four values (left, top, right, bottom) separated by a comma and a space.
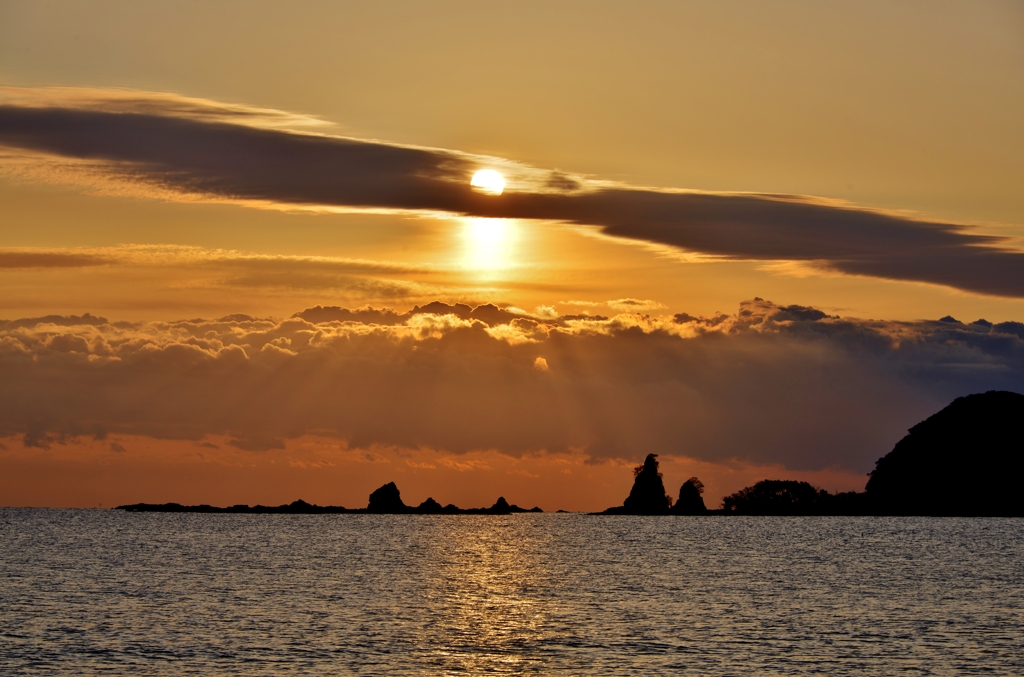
1, 1, 1022, 509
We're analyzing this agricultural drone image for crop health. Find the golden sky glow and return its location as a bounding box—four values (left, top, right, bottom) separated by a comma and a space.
1, 1, 1022, 509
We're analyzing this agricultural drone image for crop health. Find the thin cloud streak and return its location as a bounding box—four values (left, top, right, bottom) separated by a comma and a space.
1, 88, 1022, 296
0, 251, 110, 269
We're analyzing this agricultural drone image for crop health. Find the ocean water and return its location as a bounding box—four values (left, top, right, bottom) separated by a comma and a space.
1, 510, 1022, 675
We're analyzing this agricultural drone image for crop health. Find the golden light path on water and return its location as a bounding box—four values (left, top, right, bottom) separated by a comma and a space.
420, 519, 550, 672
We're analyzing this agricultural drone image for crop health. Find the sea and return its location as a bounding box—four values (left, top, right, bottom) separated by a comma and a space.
1, 509, 1022, 675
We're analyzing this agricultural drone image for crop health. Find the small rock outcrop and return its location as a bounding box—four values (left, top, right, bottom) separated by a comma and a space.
417, 497, 443, 513
671, 477, 708, 515
365, 484, 540, 514
367, 482, 408, 513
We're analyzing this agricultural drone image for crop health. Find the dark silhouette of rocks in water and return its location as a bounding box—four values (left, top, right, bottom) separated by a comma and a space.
367, 481, 408, 513
625, 454, 673, 514
721, 479, 832, 515
459, 496, 536, 514
865, 390, 1024, 516
417, 497, 444, 513
119, 482, 544, 514
277, 499, 315, 513
117, 500, 350, 514
601, 454, 673, 514
672, 477, 708, 515
114, 391, 1024, 518
479, 498, 542, 514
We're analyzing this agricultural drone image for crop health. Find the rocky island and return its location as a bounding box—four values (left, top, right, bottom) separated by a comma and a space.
118, 481, 542, 514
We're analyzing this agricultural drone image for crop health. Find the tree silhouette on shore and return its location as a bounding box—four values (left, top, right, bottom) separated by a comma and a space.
721, 479, 830, 515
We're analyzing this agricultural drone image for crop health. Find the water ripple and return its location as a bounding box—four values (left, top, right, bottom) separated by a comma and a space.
1, 511, 1022, 675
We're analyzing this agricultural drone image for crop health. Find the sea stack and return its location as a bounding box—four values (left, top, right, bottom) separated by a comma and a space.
601, 453, 673, 514
367, 482, 408, 513
672, 477, 708, 515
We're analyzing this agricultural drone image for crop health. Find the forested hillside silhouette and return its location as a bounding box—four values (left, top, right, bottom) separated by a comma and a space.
598, 391, 1023, 516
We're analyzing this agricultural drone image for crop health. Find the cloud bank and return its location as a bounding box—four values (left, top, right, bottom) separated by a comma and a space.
2, 299, 1021, 472
1, 87, 1022, 297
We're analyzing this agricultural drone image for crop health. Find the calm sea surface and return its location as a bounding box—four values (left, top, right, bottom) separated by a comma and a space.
1, 510, 1022, 675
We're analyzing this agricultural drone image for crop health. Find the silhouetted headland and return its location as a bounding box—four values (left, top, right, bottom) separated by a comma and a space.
723, 391, 1024, 515
117, 482, 542, 514
597, 390, 1023, 516
864, 390, 1024, 516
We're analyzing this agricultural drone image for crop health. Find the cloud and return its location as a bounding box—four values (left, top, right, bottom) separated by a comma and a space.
292, 301, 524, 326
228, 436, 286, 452
2, 312, 109, 330
0, 86, 330, 130
1, 87, 1022, 297
606, 298, 666, 312
0, 244, 461, 300
0, 250, 110, 269
0, 299, 1020, 473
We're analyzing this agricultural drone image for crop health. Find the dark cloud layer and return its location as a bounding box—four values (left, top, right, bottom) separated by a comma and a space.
1, 92, 1022, 297
1, 299, 1021, 471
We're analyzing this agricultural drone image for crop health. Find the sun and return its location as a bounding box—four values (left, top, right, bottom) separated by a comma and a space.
470, 169, 505, 196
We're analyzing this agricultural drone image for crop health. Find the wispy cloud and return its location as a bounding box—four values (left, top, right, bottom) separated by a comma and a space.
1, 87, 1022, 297
0, 250, 110, 269
0, 244, 458, 300
606, 298, 666, 312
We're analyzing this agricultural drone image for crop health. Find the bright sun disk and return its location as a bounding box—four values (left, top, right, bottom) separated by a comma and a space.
471, 169, 505, 196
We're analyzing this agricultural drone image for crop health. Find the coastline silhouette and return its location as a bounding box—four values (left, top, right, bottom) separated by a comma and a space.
595, 390, 1024, 516
118, 480, 543, 514
711, 390, 1024, 516
118, 390, 1022, 517
864, 390, 1024, 516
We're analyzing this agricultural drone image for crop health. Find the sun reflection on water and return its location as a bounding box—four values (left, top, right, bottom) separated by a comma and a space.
420, 517, 553, 672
